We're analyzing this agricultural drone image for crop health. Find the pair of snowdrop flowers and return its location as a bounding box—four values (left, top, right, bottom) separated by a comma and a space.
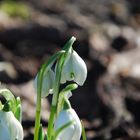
35, 43, 87, 97
34, 37, 87, 140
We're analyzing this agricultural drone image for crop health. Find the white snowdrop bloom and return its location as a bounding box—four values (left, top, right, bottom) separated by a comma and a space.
0, 111, 23, 140
61, 49, 87, 86
54, 108, 82, 140
34, 69, 55, 97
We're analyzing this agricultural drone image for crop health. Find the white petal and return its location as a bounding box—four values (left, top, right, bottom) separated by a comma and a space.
9, 112, 23, 140
54, 110, 75, 140
0, 118, 11, 140
54, 109, 82, 140
41, 69, 55, 97
70, 109, 82, 140
61, 54, 73, 83
71, 51, 87, 85
34, 69, 55, 97
60, 48, 74, 84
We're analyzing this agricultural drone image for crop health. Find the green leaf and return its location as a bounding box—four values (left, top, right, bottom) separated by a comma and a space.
81, 121, 87, 140
34, 51, 65, 140
44, 133, 48, 140
38, 124, 44, 140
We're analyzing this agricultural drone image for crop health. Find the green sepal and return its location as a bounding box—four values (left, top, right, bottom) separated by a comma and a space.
0, 89, 16, 103
63, 36, 76, 52
0, 89, 16, 113
57, 83, 78, 115
60, 83, 78, 94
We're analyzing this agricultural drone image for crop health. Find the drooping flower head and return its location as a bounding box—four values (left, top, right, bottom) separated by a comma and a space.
0, 89, 23, 140
0, 111, 23, 140
54, 108, 82, 140
61, 48, 87, 86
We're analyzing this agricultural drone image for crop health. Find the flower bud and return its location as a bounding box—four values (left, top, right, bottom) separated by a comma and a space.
34, 69, 55, 97
54, 108, 82, 140
0, 111, 23, 140
61, 50, 87, 86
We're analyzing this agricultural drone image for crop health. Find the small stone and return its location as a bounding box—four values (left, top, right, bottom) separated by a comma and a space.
108, 48, 140, 79
0, 61, 17, 79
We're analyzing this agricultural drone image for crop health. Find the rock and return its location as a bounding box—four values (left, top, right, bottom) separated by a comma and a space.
0, 61, 18, 82
31, 11, 67, 32
109, 1, 129, 24
0, 11, 24, 30
89, 32, 109, 52
89, 32, 111, 66
108, 48, 140, 80
102, 23, 121, 39
97, 73, 135, 139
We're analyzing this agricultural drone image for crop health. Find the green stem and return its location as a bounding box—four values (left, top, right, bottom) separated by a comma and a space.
47, 57, 63, 140
34, 50, 65, 140
81, 121, 87, 140
34, 91, 41, 140
34, 70, 43, 140
47, 105, 56, 139
47, 37, 76, 140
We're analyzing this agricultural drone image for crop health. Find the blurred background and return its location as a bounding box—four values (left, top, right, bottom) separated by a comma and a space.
0, 0, 140, 139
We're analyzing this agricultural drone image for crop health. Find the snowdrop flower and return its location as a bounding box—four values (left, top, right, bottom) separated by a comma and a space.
0, 111, 23, 140
61, 49, 87, 86
34, 69, 55, 97
54, 108, 82, 140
